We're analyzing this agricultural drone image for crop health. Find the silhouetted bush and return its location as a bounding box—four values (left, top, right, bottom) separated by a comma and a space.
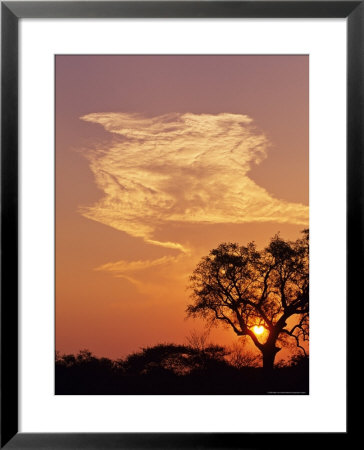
55, 344, 308, 395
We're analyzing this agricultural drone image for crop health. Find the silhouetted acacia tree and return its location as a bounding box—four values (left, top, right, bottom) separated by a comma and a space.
186, 230, 309, 370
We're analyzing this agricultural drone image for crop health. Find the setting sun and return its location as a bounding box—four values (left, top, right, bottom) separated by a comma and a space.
253, 325, 265, 335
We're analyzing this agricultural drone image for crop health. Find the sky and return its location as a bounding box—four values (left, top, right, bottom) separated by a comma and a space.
56, 55, 308, 360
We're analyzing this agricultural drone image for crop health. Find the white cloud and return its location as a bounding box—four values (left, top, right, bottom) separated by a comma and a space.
80, 112, 308, 259
96, 255, 180, 274
95, 255, 182, 285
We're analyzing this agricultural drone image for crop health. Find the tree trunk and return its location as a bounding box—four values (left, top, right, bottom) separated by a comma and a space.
262, 350, 276, 371
261, 346, 280, 372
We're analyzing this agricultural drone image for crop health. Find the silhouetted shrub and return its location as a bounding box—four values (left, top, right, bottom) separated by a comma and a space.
55, 344, 309, 395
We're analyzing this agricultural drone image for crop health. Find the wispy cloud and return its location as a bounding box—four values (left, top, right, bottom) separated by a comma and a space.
95, 255, 183, 286
80, 112, 308, 261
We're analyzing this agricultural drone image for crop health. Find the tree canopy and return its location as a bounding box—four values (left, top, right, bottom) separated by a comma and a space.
186, 230, 309, 369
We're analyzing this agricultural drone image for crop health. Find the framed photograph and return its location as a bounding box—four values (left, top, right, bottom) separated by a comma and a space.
1, 1, 357, 447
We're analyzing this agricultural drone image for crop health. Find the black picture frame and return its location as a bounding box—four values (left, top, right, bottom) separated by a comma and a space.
1, 1, 358, 448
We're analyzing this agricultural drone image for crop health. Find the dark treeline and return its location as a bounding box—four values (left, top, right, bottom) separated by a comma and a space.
56, 343, 308, 395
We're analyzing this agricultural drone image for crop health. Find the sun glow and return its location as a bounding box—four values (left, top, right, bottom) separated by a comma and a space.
253, 325, 265, 335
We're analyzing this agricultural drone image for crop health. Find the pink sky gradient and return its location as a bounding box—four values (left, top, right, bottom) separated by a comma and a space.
56, 55, 308, 360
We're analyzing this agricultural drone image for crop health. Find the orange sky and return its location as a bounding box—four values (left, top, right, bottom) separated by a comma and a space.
56, 55, 308, 360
